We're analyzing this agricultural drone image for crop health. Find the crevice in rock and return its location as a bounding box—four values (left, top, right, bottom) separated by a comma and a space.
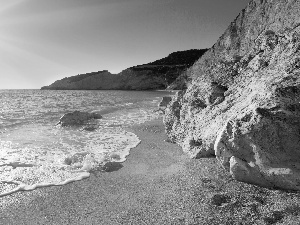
240, 113, 252, 122
208, 82, 228, 106
264, 29, 278, 50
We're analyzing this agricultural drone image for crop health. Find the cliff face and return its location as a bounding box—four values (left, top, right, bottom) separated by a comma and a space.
164, 0, 300, 190
41, 49, 207, 90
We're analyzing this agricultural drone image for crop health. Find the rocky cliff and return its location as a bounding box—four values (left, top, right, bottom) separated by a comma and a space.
41, 49, 207, 90
164, 0, 300, 190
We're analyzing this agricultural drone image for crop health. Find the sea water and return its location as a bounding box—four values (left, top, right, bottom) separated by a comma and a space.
0, 89, 173, 197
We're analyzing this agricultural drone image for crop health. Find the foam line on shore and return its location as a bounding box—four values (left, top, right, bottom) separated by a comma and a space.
0, 172, 90, 197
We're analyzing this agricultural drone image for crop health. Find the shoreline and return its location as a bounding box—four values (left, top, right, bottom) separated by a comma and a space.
1, 118, 300, 224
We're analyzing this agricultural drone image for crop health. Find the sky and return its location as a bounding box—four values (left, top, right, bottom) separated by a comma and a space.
0, 0, 250, 89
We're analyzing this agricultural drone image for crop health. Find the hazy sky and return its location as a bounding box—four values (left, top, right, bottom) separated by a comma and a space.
0, 0, 250, 89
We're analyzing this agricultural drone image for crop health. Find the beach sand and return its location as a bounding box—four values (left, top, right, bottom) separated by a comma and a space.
1, 118, 300, 224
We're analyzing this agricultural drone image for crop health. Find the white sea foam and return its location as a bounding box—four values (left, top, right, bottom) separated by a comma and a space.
0, 124, 140, 197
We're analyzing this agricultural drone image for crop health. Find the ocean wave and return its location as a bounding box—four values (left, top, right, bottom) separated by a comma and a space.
0, 124, 140, 197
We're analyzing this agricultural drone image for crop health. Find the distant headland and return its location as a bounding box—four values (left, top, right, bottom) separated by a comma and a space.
41, 49, 208, 91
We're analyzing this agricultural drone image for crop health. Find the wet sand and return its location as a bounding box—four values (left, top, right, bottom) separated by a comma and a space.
1, 118, 300, 224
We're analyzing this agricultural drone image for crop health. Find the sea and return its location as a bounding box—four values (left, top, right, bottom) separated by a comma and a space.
0, 89, 173, 197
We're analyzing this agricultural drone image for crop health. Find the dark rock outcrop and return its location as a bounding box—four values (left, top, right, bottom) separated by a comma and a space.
41, 49, 207, 90
164, 0, 300, 190
155, 96, 173, 114
57, 111, 102, 126
159, 96, 172, 108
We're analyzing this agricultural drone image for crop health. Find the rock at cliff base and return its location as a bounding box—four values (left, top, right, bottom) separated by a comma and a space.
214, 102, 300, 190
57, 111, 102, 126
159, 96, 172, 108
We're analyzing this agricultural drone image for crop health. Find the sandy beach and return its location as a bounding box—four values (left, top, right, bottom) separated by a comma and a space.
1, 118, 300, 224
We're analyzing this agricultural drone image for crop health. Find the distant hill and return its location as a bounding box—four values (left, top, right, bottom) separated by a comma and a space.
147, 49, 208, 66
41, 49, 208, 90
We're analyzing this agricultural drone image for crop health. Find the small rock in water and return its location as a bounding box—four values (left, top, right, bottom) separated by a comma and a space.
110, 153, 121, 161
63, 152, 90, 165
57, 111, 102, 126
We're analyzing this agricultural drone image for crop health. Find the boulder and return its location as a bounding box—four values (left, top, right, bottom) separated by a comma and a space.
57, 111, 102, 126
214, 90, 300, 190
164, 0, 300, 190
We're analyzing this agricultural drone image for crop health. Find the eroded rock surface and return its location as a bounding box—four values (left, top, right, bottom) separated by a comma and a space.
164, 0, 300, 190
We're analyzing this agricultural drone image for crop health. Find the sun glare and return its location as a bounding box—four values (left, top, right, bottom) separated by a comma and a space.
0, 0, 25, 14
